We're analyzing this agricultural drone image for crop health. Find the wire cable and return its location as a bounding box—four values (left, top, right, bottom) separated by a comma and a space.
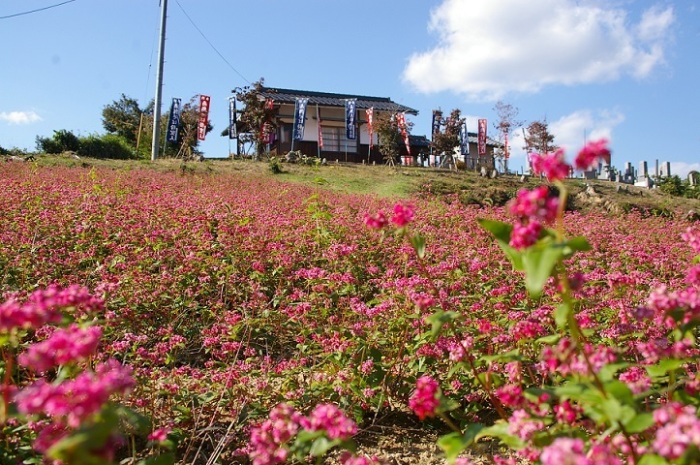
174, 0, 250, 85
0, 0, 77, 20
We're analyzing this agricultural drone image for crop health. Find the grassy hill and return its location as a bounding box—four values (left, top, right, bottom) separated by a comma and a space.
20, 154, 700, 219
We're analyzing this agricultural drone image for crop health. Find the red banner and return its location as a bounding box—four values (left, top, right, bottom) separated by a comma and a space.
316, 105, 323, 149
478, 118, 487, 156
366, 107, 374, 150
396, 112, 410, 156
197, 95, 211, 141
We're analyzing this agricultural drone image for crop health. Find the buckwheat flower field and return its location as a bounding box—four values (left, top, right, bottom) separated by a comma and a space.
1, 159, 699, 465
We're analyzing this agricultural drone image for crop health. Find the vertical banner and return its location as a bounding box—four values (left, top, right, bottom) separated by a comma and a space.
166, 97, 182, 143
504, 130, 509, 159
265, 97, 274, 110
459, 120, 469, 155
228, 98, 237, 139
366, 107, 374, 149
293, 98, 309, 141
432, 110, 442, 137
345, 99, 357, 140
478, 118, 487, 156
197, 95, 211, 141
316, 104, 324, 149
396, 112, 410, 155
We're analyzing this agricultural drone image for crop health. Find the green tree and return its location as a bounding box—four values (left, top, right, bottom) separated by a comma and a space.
166, 96, 213, 160
101, 94, 149, 146
431, 109, 462, 157
35, 129, 80, 154
374, 111, 412, 165
229, 79, 276, 157
523, 119, 557, 155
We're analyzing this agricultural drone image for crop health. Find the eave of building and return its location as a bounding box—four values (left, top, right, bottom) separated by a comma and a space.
258, 87, 418, 115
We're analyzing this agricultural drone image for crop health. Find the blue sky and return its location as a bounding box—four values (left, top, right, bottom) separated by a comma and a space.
1, 0, 698, 177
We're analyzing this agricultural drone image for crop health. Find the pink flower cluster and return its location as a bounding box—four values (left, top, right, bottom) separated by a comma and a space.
0, 285, 103, 331
530, 139, 611, 181
507, 186, 558, 250
18, 324, 102, 372
408, 375, 440, 420
14, 359, 135, 428
249, 403, 358, 465
540, 438, 622, 465
652, 402, 700, 460
363, 203, 414, 229
682, 227, 700, 255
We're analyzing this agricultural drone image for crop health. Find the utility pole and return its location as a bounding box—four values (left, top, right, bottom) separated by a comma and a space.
151, 0, 168, 161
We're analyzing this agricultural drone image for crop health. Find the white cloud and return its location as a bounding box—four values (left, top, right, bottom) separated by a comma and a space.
0, 111, 42, 125
549, 108, 625, 153
403, 0, 675, 100
501, 108, 624, 169
670, 162, 700, 180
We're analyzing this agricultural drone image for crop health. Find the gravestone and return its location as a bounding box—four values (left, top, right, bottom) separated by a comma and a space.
688, 171, 700, 186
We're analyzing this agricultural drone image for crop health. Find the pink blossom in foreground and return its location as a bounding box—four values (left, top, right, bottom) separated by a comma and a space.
340, 452, 381, 465
148, 427, 171, 442
409, 375, 440, 420
530, 148, 570, 182
14, 359, 135, 428
509, 186, 559, 224
682, 227, 700, 254
509, 221, 543, 250
539, 438, 587, 465
18, 324, 102, 372
301, 403, 358, 440
391, 203, 414, 227
652, 402, 700, 460
249, 404, 303, 465
363, 211, 388, 229
574, 139, 611, 171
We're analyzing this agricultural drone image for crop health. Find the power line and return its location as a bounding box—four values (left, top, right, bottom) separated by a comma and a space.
0, 0, 77, 20
174, 0, 250, 85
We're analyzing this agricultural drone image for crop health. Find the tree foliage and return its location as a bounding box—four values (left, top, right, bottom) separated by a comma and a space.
374, 112, 413, 164
36, 129, 80, 154
101, 94, 149, 147
231, 79, 277, 157
431, 109, 463, 156
523, 120, 557, 155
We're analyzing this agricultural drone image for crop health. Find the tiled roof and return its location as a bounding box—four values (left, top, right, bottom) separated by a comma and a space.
259, 87, 418, 115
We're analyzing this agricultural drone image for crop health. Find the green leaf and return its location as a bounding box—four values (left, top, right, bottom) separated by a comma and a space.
597, 363, 631, 382
410, 233, 426, 259
563, 236, 592, 255
426, 311, 460, 338
522, 243, 564, 298
137, 453, 177, 465
646, 359, 686, 378
624, 413, 654, 434
308, 437, 343, 457
476, 422, 525, 449
477, 219, 513, 243
554, 303, 571, 329
438, 424, 484, 464
637, 454, 671, 465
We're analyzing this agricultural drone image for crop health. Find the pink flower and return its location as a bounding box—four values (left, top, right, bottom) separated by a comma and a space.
148, 427, 171, 442
530, 148, 570, 182
652, 403, 700, 460
540, 438, 588, 465
19, 324, 102, 372
340, 452, 381, 465
363, 211, 388, 229
409, 375, 440, 420
14, 359, 134, 428
509, 186, 559, 224
509, 221, 543, 250
682, 227, 700, 254
391, 203, 414, 227
574, 139, 611, 171
301, 403, 357, 440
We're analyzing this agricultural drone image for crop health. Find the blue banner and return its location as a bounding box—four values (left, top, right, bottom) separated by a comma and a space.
166, 98, 182, 143
293, 98, 309, 141
345, 99, 356, 140
460, 120, 469, 155
432, 110, 442, 137
228, 98, 237, 139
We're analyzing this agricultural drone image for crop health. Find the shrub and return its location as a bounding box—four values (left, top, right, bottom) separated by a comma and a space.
78, 134, 137, 159
36, 129, 80, 154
